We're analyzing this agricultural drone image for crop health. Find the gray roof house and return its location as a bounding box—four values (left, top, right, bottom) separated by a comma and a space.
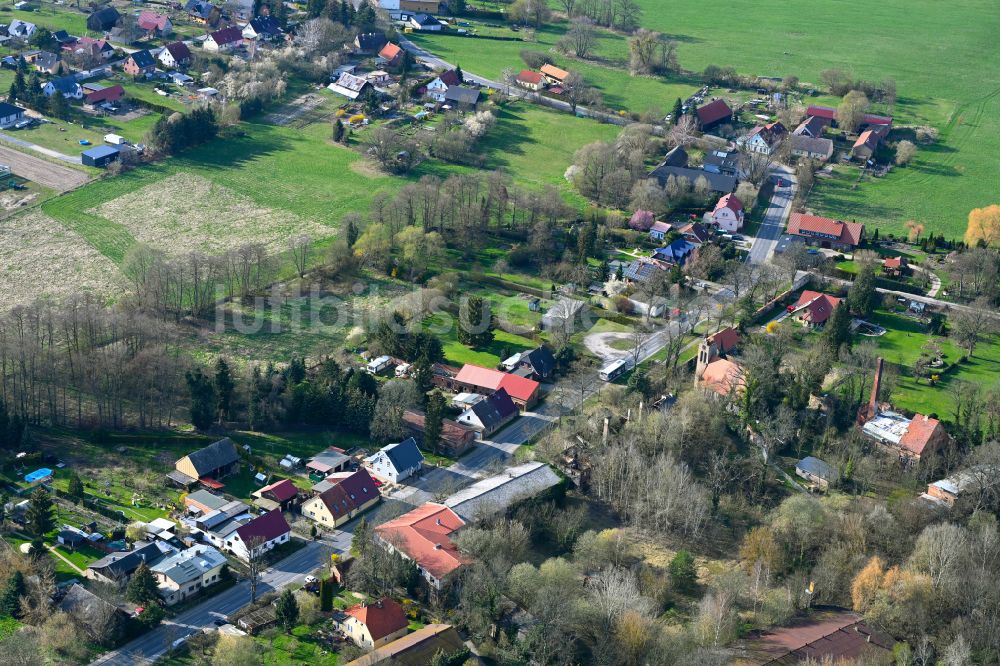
541, 298, 586, 332
443, 85, 480, 109
87, 7, 121, 32
647, 163, 737, 194
58, 584, 127, 643
795, 456, 837, 490
791, 135, 835, 161
456, 388, 518, 436
151, 544, 227, 605
444, 462, 562, 521
86, 541, 176, 585
170, 438, 240, 487
514, 346, 556, 381
367, 437, 424, 484
660, 145, 688, 167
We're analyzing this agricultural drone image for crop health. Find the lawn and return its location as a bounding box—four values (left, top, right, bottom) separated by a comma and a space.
424, 312, 537, 367
2, 5, 90, 35
13, 110, 160, 156
628, 0, 1000, 239
408, 23, 698, 115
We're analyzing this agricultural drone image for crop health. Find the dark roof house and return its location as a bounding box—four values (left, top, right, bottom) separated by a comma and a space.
355, 31, 388, 53
648, 164, 736, 193
695, 99, 732, 130
516, 346, 556, 381
171, 438, 240, 486
87, 7, 121, 32
443, 85, 480, 108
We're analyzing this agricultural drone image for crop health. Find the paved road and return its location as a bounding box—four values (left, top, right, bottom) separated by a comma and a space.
0, 130, 83, 164
90, 541, 330, 666
747, 166, 795, 264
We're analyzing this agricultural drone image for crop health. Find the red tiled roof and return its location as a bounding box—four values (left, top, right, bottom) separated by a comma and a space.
787, 213, 864, 247
454, 364, 539, 403
85, 84, 124, 104
199, 477, 224, 489
437, 69, 460, 87
235, 509, 290, 544
793, 290, 842, 324
700, 358, 743, 397
345, 597, 408, 641
379, 42, 402, 60
714, 193, 743, 215
882, 256, 903, 269
696, 99, 732, 125
375, 503, 467, 580
540, 64, 568, 81
853, 129, 880, 151
862, 113, 892, 126
517, 70, 543, 85
806, 105, 836, 120
403, 410, 474, 446
900, 415, 947, 457
707, 326, 740, 354
138, 11, 170, 31
739, 610, 893, 665
259, 478, 298, 502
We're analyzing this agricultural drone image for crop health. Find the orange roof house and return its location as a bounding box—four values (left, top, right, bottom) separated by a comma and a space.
374, 503, 467, 589
790, 290, 843, 327
341, 597, 409, 649
451, 364, 540, 408
699, 357, 744, 398
378, 42, 402, 65
787, 213, 864, 250
540, 63, 569, 84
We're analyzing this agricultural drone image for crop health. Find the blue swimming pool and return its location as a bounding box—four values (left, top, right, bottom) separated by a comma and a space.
24, 468, 52, 483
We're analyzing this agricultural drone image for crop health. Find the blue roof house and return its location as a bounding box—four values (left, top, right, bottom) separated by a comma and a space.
653, 238, 696, 265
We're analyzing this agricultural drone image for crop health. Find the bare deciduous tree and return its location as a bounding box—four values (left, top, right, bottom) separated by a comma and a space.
289, 235, 311, 278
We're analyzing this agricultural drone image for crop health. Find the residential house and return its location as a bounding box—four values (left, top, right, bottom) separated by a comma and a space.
224, 510, 291, 563
377, 0, 441, 16
377, 42, 402, 68
741, 121, 787, 155
795, 456, 837, 491
793, 115, 828, 138
31, 51, 61, 75
159, 41, 193, 68
137, 11, 173, 38
789, 290, 842, 328
328, 72, 372, 99
306, 447, 351, 476
648, 221, 672, 242
648, 163, 736, 194
443, 364, 540, 408
735, 609, 893, 665
301, 469, 380, 528
184, 489, 229, 515
624, 257, 667, 284
695, 98, 732, 131
678, 221, 711, 245
123, 49, 156, 77
407, 14, 441, 31
86, 541, 176, 585
786, 212, 865, 251
169, 438, 241, 489
711, 193, 744, 232
242, 15, 282, 41
367, 437, 424, 484
187, 499, 251, 547
87, 7, 121, 32
882, 255, 909, 277
204, 26, 243, 52
660, 145, 688, 167
704, 326, 740, 358
343, 624, 464, 666
185, 0, 221, 26
57, 527, 87, 549
653, 238, 697, 265
427, 69, 462, 102
540, 63, 569, 86
367, 70, 391, 85
851, 129, 881, 161
84, 83, 124, 107
250, 478, 300, 512
444, 461, 561, 521
72, 36, 114, 60
52, 30, 76, 47
515, 69, 544, 91
541, 298, 586, 334
41, 75, 83, 99
374, 502, 467, 590
402, 410, 476, 457
58, 584, 127, 644
790, 135, 834, 161
455, 388, 518, 437
512, 346, 556, 381
8, 20, 36, 40
0, 102, 25, 128
443, 85, 480, 110
151, 545, 227, 605
354, 31, 388, 54
340, 597, 409, 650
702, 149, 740, 176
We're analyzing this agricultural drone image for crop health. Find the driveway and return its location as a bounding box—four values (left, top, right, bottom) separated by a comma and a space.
89, 541, 330, 666
747, 167, 796, 264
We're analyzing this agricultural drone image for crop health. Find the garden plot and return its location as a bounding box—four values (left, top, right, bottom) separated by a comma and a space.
0, 210, 122, 307
91, 172, 336, 256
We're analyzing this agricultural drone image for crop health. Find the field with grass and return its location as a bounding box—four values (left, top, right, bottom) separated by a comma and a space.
629, 0, 1000, 239
424, 311, 537, 367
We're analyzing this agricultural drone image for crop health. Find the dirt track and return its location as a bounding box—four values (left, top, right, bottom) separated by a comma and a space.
0, 144, 90, 192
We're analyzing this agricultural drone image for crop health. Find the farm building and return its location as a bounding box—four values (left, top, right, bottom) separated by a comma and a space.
443, 86, 481, 110
306, 447, 351, 476
695, 99, 732, 131
786, 213, 865, 251
250, 478, 300, 512
169, 438, 240, 488
402, 409, 476, 457
647, 163, 736, 194
790, 135, 834, 161
87, 7, 121, 32
84, 84, 125, 107
795, 456, 837, 490
540, 63, 569, 86
343, 624, 464, 666
328, 72, 373, 100
444, 461, 562, 521
439, 364, 540, 408
81, 145, 120, 168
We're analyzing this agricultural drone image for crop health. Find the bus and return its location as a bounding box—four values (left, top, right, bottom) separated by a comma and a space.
599, 358, 633, 382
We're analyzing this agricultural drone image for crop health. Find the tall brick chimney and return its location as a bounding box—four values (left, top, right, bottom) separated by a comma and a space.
859, 357, 884, 425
